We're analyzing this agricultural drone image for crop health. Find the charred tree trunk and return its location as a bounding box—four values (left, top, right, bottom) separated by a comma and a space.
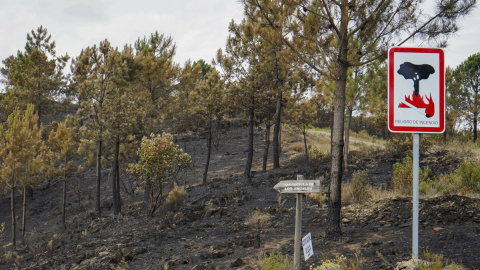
262, 121, 272, 173
245, 104, 255, 178
62, 157, 67, 228
96, 135, 102, 217
344, 107, 353, 172
272, 89, 283, 169
473, 112, 478, 143
11, 185, 16, 248
112, 137, 121, 215
203, 121, 213, 185
303, 126, 308, 159
327, 4, 349, 238
21, 186, 26, 246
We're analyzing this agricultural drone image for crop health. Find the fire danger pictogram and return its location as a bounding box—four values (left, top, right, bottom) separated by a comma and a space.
397, 62, 436, 118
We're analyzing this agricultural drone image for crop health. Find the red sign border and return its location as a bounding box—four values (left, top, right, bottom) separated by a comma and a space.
388, 47, 445, 133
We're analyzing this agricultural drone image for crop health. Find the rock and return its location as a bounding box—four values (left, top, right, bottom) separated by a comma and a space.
191, 264, 207, 270
395, 259, 430, 270
230, 258, 245, 268
122, 247, 134, 261
342, 218, 350, 223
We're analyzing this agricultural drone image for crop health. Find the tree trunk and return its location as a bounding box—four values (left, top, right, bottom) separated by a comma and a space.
245, 105, 255, 177
303, 126, 308, 159
62, 159, 67, 229
473, 112, 477, 143
96, 135, 102, 217
11, 185, 16, 249
344, 107, 353, 171
21, 186, 26, 246
203, 121, 213, 184
116, 152, 121, 213
112, 138, 121, 215
263, 122, 272, 173
273, 89, 283, 169
327, 4, 349, 238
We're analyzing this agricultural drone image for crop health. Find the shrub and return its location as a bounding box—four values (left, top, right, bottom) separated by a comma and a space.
416, 249, 466, 270
260, 250, 292, 270
456, 161, 480, 192
309, 146, 328, 163
392, 156, 434, 195
393, 156, 413, 195
308, 192, 327, 205
245, 210, 272, 227
310, 255, 347, 270
4, 251, 12, 263
127, 133, 191, 217
343, 170, 372, 204
165, 183, 186, 208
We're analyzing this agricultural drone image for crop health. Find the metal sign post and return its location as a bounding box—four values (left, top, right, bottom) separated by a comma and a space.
413, 133, 420, 258
388, 47, 445, 260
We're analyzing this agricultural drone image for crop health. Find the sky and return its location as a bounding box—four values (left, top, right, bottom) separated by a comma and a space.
0, 0, 478, 75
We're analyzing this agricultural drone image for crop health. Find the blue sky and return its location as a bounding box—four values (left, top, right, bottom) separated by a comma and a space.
0, 0, 478, 70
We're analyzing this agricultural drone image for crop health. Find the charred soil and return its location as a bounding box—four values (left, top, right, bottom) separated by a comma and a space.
0, 127, 479, 270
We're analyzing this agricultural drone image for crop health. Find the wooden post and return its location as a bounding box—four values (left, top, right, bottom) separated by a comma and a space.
294, 175, 303, 270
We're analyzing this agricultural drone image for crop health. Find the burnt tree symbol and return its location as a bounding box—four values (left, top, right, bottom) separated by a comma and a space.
397, 62, 435, 97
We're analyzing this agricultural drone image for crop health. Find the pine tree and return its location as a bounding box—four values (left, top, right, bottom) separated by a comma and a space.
190, 68, 226, 184
72, 40, 118, 216
0, 104, 47, 247
0, 26, 70, 122
48, 117, 81, 228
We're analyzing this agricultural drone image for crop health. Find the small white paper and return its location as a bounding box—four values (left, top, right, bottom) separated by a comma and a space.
302, 232, 313, 261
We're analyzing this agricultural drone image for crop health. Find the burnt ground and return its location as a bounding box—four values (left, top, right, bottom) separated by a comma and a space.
0, 126, 479, 270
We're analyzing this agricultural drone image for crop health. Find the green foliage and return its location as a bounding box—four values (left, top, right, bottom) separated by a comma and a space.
0, 26, 70, 119
309, 146, 328, 163
310, 255, 347, 270
416, 249, 466, 270
0, 104, 47, 189
393, 156, 434, 195
165, 183, 187, 208
456, 161, 480, 192
127, 133, 191, 217
449, 53, 480, 143
259, 250, 292, 270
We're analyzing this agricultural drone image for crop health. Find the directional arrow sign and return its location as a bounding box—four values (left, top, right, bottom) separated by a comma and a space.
274, 180, 321, 194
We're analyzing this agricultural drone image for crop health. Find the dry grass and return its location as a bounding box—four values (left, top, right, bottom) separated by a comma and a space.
245, 210, 273, 227
165, 183, 186, 207
289, 143, 305, 153
308, 192, 327, 205
342, 171, 373, 205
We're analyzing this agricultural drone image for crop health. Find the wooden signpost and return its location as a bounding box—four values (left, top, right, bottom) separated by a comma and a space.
274, 175, 320, 270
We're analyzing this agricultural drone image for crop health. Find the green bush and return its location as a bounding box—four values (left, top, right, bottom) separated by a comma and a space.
309, 146, 328, 163
310, 255, 347, 270
260, 250, 292, 270
393, 156, 434, 195
456, 161, 480, 192
416, 249, 466, 270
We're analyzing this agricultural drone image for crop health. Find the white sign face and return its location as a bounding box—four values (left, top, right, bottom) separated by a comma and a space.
302, 232, 313, 261
273, 180, 321, 194
388, 47, 445, 133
